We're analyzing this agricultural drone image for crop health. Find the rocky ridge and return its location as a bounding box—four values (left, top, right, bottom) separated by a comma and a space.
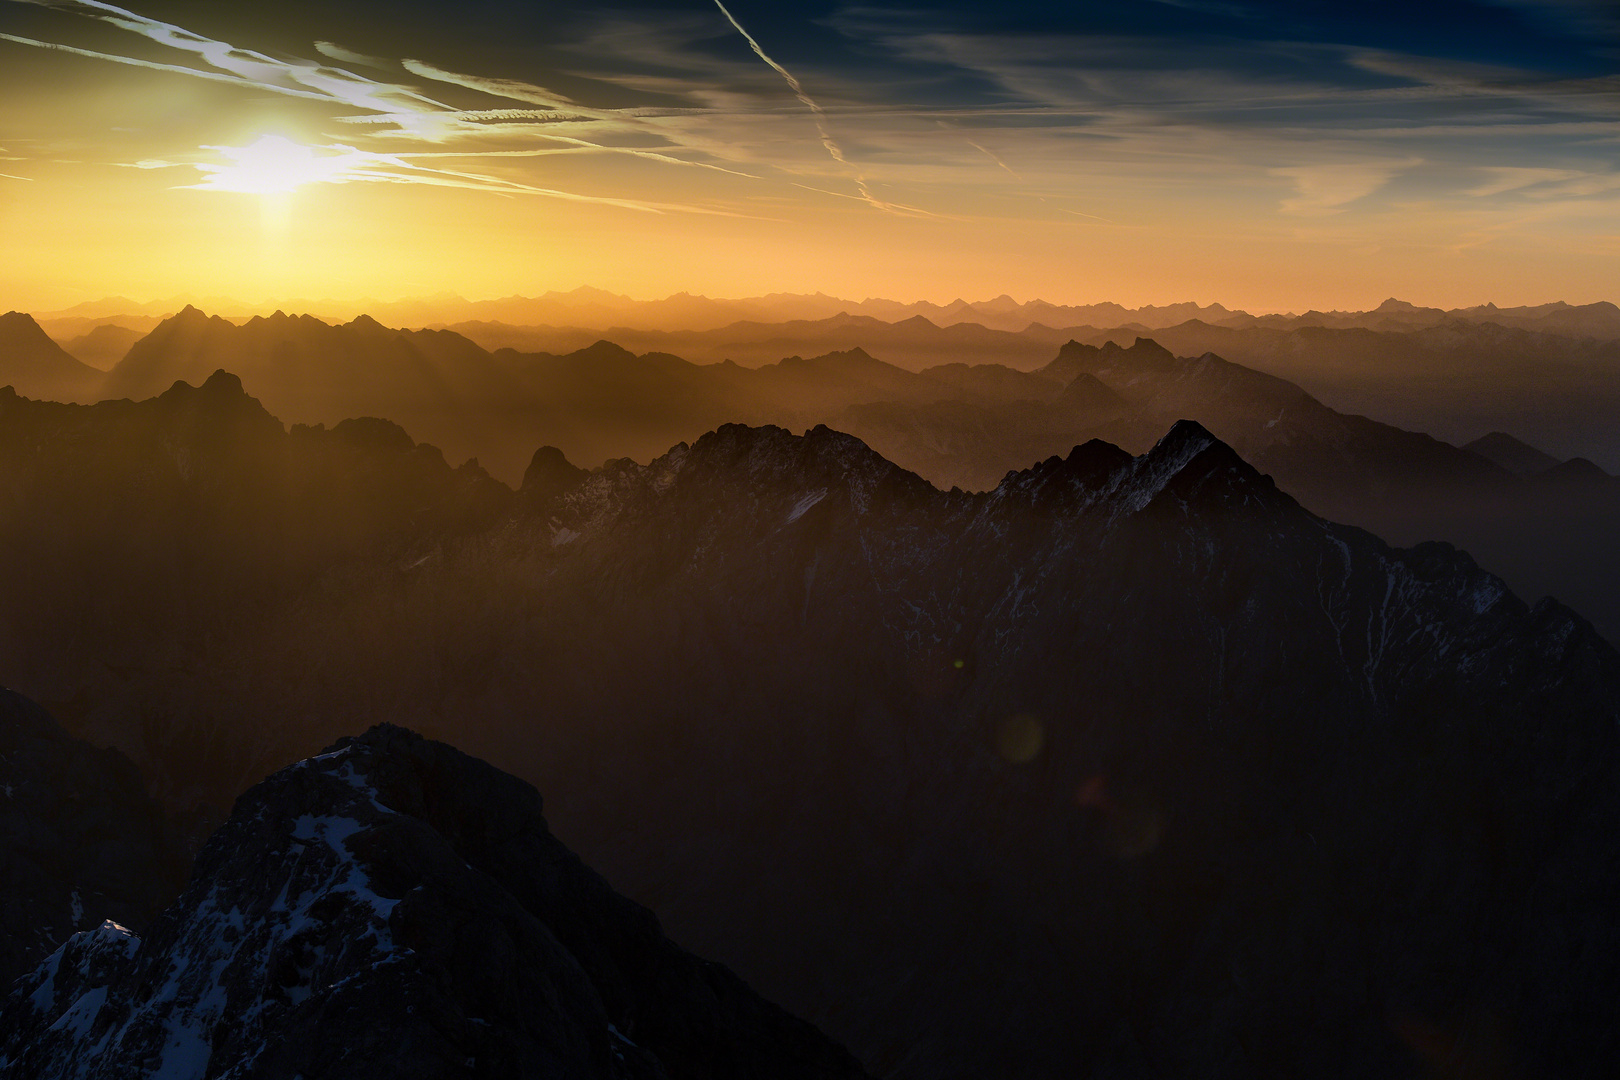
0, 689, 186, 987
0, 724, 870, 1080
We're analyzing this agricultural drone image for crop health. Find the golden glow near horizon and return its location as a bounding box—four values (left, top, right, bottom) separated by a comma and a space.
0, 0, 1616, 313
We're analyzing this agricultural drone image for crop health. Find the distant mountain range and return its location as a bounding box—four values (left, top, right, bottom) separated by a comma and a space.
7, 302, 1618, 644
23, 291, 1620, 471
34, 288, 1620, 339
2, 376, 1619, 1075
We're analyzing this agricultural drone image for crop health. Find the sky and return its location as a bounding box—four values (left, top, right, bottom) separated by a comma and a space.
1, 0, 1617, 312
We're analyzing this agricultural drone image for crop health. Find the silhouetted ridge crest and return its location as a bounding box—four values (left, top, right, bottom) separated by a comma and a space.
1544, 456, 1612, 483
1057, 371, 1124, 409
1115, 418, 1283, 515
780, 347, 882, 369
328, 415, 416, 454
577, 339, 637, 361
0, 723, 871, 1078
152, 370, 281, 435
1045, 335, 1177, 379
0, 310, 48, 334
992, 438, 1134, 507
683, 423, 937, 509
1463, 432, 1560, 476
522, 445, 588, 507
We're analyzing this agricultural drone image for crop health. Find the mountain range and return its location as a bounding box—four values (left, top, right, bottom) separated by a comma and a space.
7, 303, 1617, 646
2, 370, 1619, 1075
34, 289, 1620, 338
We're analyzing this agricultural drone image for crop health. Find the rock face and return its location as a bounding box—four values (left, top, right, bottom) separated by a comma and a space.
5, 408, 1620, 1078
0, 725, 870, 1080
0, 374, 511, 803
0, 688, 186, 988
500, 421, 1620, 1079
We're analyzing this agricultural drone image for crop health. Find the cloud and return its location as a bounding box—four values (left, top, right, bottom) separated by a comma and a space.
0, 0, 793, 214
710, 0, 925, 215
312, 40, 392, 71
399, 59, 584, 113
1465, 166, 1589, 197
161, 134, 752, 214
1272, 159, 1422, 215
11, 1, 448, 113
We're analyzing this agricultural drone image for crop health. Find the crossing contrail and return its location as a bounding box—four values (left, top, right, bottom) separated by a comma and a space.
711, 0, 914, 215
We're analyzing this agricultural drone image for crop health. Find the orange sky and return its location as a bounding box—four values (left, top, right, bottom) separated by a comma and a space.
3, 1, 1617, 314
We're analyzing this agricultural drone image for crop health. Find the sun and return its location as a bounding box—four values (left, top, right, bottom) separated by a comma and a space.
193, 135, 357, 195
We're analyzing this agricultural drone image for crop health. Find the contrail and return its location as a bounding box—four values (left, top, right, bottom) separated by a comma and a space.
966, 138, 1023, 181
711, 0, 914, 215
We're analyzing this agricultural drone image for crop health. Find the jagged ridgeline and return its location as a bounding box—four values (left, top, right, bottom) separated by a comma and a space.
0, 723, 869, 1080
14, 304, 1620, 645
0, 376, 1618, 1076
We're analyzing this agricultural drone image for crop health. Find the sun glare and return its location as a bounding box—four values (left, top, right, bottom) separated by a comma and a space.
195, 135, 356, 195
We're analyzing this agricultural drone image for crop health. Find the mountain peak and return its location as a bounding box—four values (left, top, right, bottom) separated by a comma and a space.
521, 445, 588, 505
0, 724, 871, 1078
1105, 419, 1276, 519
157, 367, 249, 405
0, 310, 44, 331
199, 368, 245, 396
679, 422, 933, 515
575, 339, 636, 361
1153, 417, 1219, 456
0, 311, 57, 351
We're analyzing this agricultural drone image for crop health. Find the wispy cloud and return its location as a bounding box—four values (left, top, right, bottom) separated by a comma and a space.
312, 40, 391, 71
1273, 159, 1423, 215
6, 0, 449, 117
0, 0, 788, 213
710, 0, 926, 216
1465, 166, 1590, 197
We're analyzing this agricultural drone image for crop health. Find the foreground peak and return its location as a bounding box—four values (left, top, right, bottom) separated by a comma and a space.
0, 724, 871, 1078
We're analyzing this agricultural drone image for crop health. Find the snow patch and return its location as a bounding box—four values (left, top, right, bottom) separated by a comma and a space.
1467, 579, 1504, 615
1105, 425, 1217, 519
786, 489, 827, 524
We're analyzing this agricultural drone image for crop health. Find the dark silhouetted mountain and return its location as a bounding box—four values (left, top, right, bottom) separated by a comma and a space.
57, 323, 141, 371
389, 424, 1620, 1077
6, 407, 1618, 1077
521, 444, 589, 509
1464, 431, 1562, 475
0, 374, 510, 800
823, 335, 1620, 643
0, 688, 187, 987
26, 304, 1620, 641
101, 307, 533, 480
843, 336, 1506, 505
449, 313, 1085, 372
0, 724, 870, 1079
1541, 456, 1614, 485
1090, 319, 1620, 469
0, 311, 102, 401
